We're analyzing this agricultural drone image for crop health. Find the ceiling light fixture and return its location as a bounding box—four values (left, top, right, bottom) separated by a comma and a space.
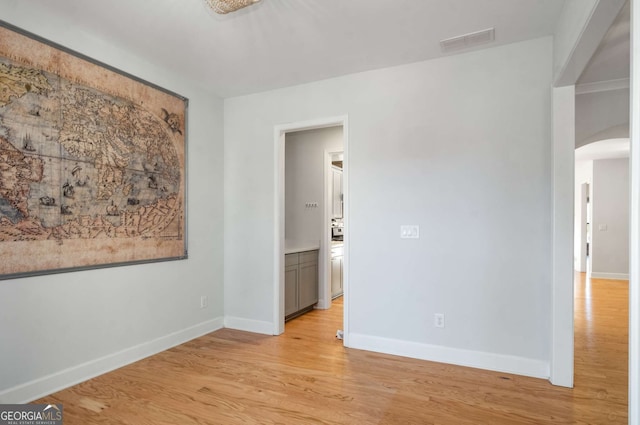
205, 0, 261, 14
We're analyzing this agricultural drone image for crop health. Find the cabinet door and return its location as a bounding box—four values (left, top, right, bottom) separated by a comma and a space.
298, 261, 318, 309
338, 256, 343, 294
332, 168, 343, 218
284, 265, 298, 316
331, 256, 342, 298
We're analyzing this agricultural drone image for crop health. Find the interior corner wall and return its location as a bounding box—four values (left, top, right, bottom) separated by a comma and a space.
0, 9, 225, 402
285, 127, 343, 242
224, 36, 553, 378
591, 158, 630, 279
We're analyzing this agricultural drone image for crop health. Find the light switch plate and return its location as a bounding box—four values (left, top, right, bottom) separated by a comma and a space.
400, 225, 419, 239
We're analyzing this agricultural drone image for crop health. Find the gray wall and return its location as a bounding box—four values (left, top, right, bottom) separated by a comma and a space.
224, 37, 553, 378
0, 7, 225, 402
285, 127, 343, 243
592, 158, 629, 278
575, 89, 629, 148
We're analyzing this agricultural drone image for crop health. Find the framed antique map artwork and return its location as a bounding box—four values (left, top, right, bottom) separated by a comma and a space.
0, 21, 188, 279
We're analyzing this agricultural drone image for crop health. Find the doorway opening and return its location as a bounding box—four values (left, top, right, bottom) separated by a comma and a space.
575, 138, 630, 280
273, 116, 349, 344
328, 151, 344, 305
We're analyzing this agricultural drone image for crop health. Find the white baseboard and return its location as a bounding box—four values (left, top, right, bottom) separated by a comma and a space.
224, 316, 274, 335
0, 317, 224, 404
590, 272, 629, 280
348, 333, 550, 380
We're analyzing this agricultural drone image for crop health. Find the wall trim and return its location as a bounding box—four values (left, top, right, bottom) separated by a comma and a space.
0, 317, 224, 404
590, 272, 630, 280
576, 78, 630, 95
224, 316, 274, 335
349, 333, 550, 380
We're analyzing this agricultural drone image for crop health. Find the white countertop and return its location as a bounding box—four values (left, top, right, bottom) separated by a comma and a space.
285, 240, 320, 254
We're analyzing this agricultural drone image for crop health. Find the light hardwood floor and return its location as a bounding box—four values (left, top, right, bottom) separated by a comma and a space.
37, 273, 628, 424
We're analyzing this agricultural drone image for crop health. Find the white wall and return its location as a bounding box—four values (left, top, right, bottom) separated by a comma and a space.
550, 85, 575, 387
225, 37, 553, 378
574, 160, 593, 271
576, 89, 630, 147
591, 158, 630, 279
0, 7, 225, 402
285, 127, 343, 242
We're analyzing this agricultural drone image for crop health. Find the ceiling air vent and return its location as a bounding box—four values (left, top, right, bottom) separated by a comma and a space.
440, 27, 495, 52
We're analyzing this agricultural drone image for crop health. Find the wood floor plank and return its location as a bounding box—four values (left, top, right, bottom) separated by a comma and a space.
35, 274, 628, 424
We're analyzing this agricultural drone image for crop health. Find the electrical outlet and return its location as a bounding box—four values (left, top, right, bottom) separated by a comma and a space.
200, 295, 208, 309
434, 313, 445, 328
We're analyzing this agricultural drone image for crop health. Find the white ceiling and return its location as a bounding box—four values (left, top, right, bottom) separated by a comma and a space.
578, 0, 630, 85
574, 0, 630, 153
19, 0, 567, 98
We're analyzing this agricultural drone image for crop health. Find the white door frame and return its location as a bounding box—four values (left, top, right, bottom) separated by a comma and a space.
273, 115, 349, 345
324, 149, 344, 308
551, 86, 576, 388
629, 0, 639, 421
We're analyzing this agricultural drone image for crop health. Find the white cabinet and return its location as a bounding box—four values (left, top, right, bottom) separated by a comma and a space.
332, 166, 343, 219
331, 244, 343, 298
